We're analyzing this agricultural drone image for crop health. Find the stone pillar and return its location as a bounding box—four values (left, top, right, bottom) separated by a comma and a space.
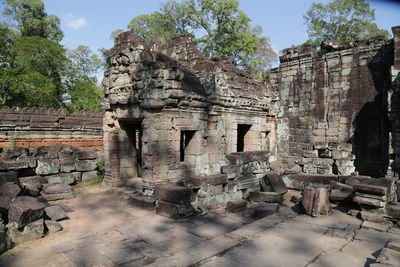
103, 129, 123, 187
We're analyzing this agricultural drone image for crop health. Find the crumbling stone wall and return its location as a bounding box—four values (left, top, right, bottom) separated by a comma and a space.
0, 107, 103, 149
102, 33, 277, 194
269, 36, 394, 177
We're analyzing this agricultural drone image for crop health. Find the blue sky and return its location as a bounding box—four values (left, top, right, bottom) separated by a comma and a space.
1, 0, 399, 57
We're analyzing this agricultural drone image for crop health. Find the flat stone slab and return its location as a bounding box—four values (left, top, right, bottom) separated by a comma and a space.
45, 220, 62, 233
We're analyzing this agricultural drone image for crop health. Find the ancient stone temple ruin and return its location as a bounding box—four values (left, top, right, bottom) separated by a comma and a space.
102, 26, 400, 219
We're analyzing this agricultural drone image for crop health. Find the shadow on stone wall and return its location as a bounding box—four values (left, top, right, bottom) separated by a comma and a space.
352, 44, 393, 177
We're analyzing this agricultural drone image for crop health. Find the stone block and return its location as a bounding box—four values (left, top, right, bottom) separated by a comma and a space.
72, 172, 82, 182
45, 220, 62, 233
301, 188, 331, 217
76, 150, 98, 160
36, 159, 60, 175
264, 172, 288, 194
329, 189, 353, 202
7, 219, 44, 245
0, 182, 21, 215
197, 185, 223, 198
249, 191, 283, 203
360, 211, 385, 223
225, 200, 247, 213
128, 193, 156, 210
283, 174, 338, 190
75, 160, 97, 172
19, 175, 47, 186
42, 183, 73, 194
60, 158, 76, 173
0, 171, 19, 185
45, 205, 69, 221
156, 200, 195, 219
386, 204, 400, 219
254, 203, 279, 218
8, 196, 45, 228
47, 173, 75, 185
179, 174, 228, 188
41, 192, 75, 201
154, 184, 192, 204
23, 183, 41, 197
82, 171, 98, 181
353, 196, 385, 208
353, 183, 387, 196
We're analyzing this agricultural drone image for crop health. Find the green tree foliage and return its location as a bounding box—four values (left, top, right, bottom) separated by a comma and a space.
3, 0, 63, 42
126, 0, 276, 81
303, 0, 389, 47
64, 46, 104, 113
0, 0, 104, 111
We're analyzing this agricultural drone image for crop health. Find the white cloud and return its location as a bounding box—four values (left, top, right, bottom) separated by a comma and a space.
65, 14, 88, 29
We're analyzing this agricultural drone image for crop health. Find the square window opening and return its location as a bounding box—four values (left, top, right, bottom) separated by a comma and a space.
180, 130, 196, 162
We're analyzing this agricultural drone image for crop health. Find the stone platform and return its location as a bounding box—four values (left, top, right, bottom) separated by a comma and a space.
1, 185, 400, 267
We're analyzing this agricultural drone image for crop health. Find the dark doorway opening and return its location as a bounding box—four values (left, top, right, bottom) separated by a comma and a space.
237, 124, 252, 152
119, 121, 143, 178
180, 130, 196, 162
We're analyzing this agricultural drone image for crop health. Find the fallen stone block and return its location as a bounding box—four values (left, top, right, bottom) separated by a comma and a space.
47, 173, 75, 185
361, 221, 391, 232
45, 205, 69, 221
226, 200, 247, 213
249, 191, 283, 203
330, 181, 353, 191
41, 192, 75, 201
353, 196, 385, 208
22, 183, 41, 197
8, 196, 45, 227
154, 184, 192, 204
0, 182, 21, 215
360, 211, 385, 223
45, 220, 62, 233
356, 192, 386, 201
82, 170, 98, 181
156, 200, 195, 219
284, 174, 338, 190
386, 204, 400, 219
353, 183, 387, 196
254, 203, 279, 219
264, 172, 288, 194
58, 204, 73, 212
0, 171, 19, 185
301, 188, 331, 217
330, 189, 353, 202
7, 219, 44, 245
